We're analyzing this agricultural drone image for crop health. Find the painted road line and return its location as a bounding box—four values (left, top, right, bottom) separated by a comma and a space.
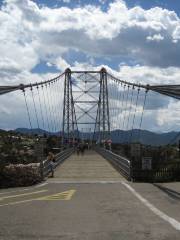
34, 182, 48, 188
0, 183, 48, 196
0, 198, 38, 207
0, 190, 48, 201
48, 180, 125, 184
121, 181, 180, 231
0, 188, 29, 195
0, 190, 76, 207
36, 190, 76, 201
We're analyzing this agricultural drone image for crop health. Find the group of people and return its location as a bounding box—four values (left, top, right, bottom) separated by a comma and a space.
76, 143, 86, 155
47, 142, 90, 177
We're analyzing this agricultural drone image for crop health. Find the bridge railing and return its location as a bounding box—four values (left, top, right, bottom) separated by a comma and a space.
96, 148, 131, 180
41, 148, 74, 178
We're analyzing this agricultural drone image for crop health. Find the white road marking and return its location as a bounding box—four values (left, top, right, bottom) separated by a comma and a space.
0, 190, 47, 201
48, 180, 124, 184
34, 182, 48, 188
0, 183, 48, 196
0, 198, 38, 207
121, 181, 180, 231
0, 188, 29, 195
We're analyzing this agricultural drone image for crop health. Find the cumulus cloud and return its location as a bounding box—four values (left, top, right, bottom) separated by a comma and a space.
0, 0, 180, 77
117, 65, 180, 85
146, 34, 164, 42
47, 57, 70, 71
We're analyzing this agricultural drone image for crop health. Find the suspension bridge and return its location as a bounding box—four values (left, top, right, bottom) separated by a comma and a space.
1, 68, 180, 239
0, 67, 180, 182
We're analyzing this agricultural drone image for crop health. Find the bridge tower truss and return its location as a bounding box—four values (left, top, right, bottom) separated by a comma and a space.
94, 68, 111, 146
62, 68, 110, 147
62, 68, 78, 146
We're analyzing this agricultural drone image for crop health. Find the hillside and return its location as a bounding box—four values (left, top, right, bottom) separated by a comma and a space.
14, 128, 180, 146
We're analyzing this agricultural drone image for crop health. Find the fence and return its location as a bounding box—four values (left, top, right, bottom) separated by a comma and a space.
97, 147, 180, 182
132, 162, 180, 182
96, 147, 131, 180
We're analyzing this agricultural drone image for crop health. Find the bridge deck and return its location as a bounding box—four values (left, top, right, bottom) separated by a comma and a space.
51, 150, 123, 182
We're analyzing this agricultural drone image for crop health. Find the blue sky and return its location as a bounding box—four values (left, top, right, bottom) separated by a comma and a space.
30, 0, 180, 73
32, 0, 180, 12
1, 0, 180, 73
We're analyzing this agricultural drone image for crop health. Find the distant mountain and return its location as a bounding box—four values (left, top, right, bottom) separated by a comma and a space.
110, 129, 180, 146
15, 128, 61, 136
79, 129, 180, 146
14, 128, 180, 146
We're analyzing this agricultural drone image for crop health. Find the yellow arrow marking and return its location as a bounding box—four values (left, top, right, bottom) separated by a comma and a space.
0, 190, 48, 201
37, 190, 76, 201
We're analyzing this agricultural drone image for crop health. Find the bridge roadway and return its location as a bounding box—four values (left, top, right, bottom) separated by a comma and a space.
50, 150, 123, 182
0, 150, 180, 239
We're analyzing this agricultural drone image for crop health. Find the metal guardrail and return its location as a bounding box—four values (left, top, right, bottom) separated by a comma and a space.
96, 148, 131, 180
41, 148, 74, 178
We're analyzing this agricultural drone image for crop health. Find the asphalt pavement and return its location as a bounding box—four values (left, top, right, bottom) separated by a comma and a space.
0, 152, 180, 239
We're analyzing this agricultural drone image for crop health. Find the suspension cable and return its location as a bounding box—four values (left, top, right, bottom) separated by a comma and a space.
122, 85, 130, 141
37, 85, 45, 131
53, 80, 60, 134
138, 89, 148, 142
117, 82, 123, 137
127, 86, 135, 136
42, 85, 50, 133
22, 89, 33, 131
129, 87, 140, 143
45, 83, 54, 133
30, 85, 40, 130
117, 82, 123, 140
120, 84, 126, 132
49, 81, 57, 133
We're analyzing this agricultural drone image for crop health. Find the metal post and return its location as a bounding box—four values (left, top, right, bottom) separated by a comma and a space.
99, 68, 111, 149
62, 68, 75, 148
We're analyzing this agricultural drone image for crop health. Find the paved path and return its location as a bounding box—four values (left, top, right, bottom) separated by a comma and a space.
50, 150, 123, 182
0, 181, 180, 239
1, 152, 180, 239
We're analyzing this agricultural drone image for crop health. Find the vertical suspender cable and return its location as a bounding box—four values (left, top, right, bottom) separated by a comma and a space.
30, 85, 40, 131
42, 85, 50, 133
138, 89, 148, 142
37, 85, 45, 131
120, 84, 126, 142
45, 83, 54, 133
122, 85, 130, 142
49, 81, 57, 133
117, 82, 123, 140
22, 89, 33, 131
126, 85, 135, 142
129, 87, 140, 143
117, 82, 122, 138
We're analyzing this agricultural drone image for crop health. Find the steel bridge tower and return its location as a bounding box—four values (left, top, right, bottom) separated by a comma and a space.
95, 68, 111, 146
62, 68, 110, 147
62, 68, 78, 146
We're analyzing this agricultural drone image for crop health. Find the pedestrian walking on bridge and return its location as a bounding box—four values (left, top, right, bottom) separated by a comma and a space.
48, 151, 55, 177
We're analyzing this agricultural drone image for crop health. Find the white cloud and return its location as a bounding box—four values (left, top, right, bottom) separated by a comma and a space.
47, 57, 70, 71
146, 34, 164, 42
0, 0, 180, 76
117, 65, 180, 85
172, 25, 180, 42
156, 100, 180, 131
